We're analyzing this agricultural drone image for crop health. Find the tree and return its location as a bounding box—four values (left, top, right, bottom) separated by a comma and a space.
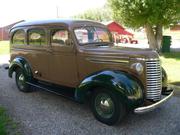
73, 5, 112, 22
109, 0, 180, 51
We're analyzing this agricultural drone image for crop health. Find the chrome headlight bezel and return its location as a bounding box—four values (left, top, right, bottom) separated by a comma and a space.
131, 63, 144, 74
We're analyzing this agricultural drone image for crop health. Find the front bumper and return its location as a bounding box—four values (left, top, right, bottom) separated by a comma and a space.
134, 89, 174, 114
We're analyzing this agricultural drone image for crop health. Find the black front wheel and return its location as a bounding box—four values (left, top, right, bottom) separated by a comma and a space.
15, 68, 31, 92
91, 88, 125, 125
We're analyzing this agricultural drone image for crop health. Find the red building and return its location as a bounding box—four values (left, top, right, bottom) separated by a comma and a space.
104, 21, 137, 44
170, 24, 180, 31
105, 21, 133, 36
0, 20, 24, 41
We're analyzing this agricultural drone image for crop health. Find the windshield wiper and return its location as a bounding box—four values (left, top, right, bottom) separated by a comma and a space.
81, 42, 113, 47
94, 42, 113, 46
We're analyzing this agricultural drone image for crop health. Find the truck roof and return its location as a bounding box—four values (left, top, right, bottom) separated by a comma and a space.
11, 19, 105, 30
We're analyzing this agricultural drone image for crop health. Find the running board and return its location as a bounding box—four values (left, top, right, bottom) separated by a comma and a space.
27, 82, 79, 103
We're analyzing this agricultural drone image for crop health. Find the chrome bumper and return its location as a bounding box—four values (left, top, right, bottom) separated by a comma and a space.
134, 90, 174, 114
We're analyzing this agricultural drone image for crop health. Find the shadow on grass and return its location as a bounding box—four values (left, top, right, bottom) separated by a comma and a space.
160, 52, 180, 60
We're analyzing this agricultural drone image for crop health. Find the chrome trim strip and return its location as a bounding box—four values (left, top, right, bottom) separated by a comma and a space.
86, 58, 129, 64
86, 55, 129, 59
131, 58, 160, 61
134, 90, 174, 114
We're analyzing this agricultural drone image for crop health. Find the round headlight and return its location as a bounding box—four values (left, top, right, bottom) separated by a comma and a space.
131, 63, 144, 74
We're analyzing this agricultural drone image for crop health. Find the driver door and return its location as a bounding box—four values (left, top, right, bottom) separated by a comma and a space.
48, 28, 78, 87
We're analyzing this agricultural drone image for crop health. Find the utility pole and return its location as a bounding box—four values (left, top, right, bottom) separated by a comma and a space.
56, 6, 59, 18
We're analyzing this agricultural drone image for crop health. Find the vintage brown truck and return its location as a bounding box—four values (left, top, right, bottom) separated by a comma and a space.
8, 19, 173, 125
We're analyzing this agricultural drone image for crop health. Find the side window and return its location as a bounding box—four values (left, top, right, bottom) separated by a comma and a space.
51, 29, 69, 46
12, 30, 25, 45
28, 29, 46, 45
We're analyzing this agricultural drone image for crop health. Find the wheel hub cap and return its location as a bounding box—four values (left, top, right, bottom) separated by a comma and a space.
95, 93, 115, 119
18, 74, 25, 89
19, 74, 24, 81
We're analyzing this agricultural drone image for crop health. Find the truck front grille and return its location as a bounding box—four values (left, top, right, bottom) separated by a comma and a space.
146, 59, 162, 101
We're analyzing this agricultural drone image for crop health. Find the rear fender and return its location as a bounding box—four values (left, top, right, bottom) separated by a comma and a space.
8, 57, 33, 81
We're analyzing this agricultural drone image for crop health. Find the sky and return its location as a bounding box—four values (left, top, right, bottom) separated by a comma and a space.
0, 0, 107, 27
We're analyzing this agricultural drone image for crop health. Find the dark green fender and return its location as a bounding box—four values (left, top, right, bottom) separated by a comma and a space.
8, 57, 33, 81
75, 70, 144, 109
162, 67, 169, 94
162, 67, 168, 88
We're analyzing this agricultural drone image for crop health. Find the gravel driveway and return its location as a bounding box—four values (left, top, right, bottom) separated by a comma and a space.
0, 56, 180, 135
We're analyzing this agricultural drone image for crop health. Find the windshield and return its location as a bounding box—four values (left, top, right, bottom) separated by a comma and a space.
74, 26, 112, 45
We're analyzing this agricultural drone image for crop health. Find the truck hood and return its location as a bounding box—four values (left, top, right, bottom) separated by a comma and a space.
82, 46, 159, 60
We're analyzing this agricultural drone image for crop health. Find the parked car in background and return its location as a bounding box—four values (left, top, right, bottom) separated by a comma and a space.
129, 37, 138, 44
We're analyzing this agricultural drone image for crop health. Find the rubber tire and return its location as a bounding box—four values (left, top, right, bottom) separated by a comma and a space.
91, 88, 125, 125
15, 68, 31, 92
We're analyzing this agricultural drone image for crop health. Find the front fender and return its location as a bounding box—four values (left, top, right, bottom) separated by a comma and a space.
8, 57, 32, 81
75, 70, 144, 108
162, 67, 168, 87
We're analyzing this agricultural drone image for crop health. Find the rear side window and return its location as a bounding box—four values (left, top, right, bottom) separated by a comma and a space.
51, 29, 69, 46
28, 29, 46, 45
12, 30, 25, 45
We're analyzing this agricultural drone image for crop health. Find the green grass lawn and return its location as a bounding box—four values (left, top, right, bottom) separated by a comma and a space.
0, 107, 7, 135
161, 52, 180, 85
0, 107, 19, 135
0, 41, 10, 55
